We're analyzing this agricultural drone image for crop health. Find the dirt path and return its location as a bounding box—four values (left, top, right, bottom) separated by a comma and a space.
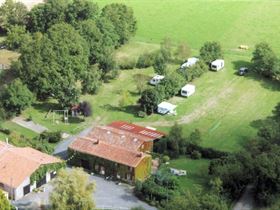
136, 78, 237, 127
12, 116, 48, 133
233, 185, 255, 210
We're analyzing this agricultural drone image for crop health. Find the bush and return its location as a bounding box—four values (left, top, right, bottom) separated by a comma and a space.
190, 150, 201, 159
79, 101, 92, 117
40, 131, 61, 143
136, 52, 156, 68
162, 155, 170, 163
0, 128, 11, 135
138, 111, 146, 118
119, 58, 136, 70
200, 41, 223, 64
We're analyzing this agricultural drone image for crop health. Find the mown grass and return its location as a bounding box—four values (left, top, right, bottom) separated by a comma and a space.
166, 157, 210, 192
96, 0, 280, 54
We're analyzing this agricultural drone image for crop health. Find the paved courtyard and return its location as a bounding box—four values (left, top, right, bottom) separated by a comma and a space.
13, 171, 156, 210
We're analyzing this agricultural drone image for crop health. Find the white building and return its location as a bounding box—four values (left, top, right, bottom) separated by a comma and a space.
181, 84, 195, 97
149, 75, 165, 85
157, 102, 177, 115
211, 59, 225, 71
180, 57, 199, 69
0, 141, 62, 200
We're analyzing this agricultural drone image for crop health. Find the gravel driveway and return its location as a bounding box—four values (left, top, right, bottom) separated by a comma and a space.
13, 169, 156, 210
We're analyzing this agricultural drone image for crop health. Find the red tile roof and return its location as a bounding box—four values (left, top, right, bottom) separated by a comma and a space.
108, 121, 165, 140
69, 137, 147, 168
0, 141, 62, 188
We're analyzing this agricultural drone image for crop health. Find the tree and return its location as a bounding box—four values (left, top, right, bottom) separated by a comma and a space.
119, 90, 133, 110
184, 60, 208, 81
189, 129, 202, 145
200, 41, 223, 64
0, 0, 28, 32
81, 66, 102, 94
153, 53, 167, 75
5, 25, 31, 50
159, 72, 185, 99
160, 37, 173, 61
66, 0, 99, 26
79, 101, 92, 117
0, 190, 10, 210
27, 0, 69, 32
0, 79, 34, 115
139, 88, 162, 114
175, 42, 191, 61
50, 168, 95, 210
101, 3, 137, 45
166, 123, 186, 158
251, 42, 278, 78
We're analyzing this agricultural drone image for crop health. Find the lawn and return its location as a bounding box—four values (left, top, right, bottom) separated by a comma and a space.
96, 0, 280, 54
166, 157, 210, 192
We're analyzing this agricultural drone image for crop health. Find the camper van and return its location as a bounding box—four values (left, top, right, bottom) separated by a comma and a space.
157, 102, 177, 115
149, 75, 165, 85
211, 59, 224, 71
181, 84, 195, 97
180, 57, 199, 69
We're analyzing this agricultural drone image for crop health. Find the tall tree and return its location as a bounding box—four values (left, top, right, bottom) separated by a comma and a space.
0, 0, 28, 32
200, 41, 223, 64
50, 168, 95, 210
139, 88, 162, 114
175, 42, 191, 61
0, 79, 34, 115
251, 42, 278, 78
5, 25, 31, 50
153, 53, 167, 75
101, 3, 137, 45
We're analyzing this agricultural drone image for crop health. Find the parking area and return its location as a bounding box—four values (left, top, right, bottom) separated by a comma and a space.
13, 171, 156, 210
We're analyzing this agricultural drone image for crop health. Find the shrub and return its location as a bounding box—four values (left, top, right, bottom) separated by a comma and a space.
79, 101, 92, 117
40, 131, 61, 143
136, 52, 156, 68
200, 41, 223, 64
119, 58, 136, 70
162, 155, 170, 163
190, 150, 202, 159
153, 53, 167, 75
0, 128, 11, 135
138, 111, 146, 118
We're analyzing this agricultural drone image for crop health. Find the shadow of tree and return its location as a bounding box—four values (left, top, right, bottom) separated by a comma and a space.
231, 60, 280, 92
100, 104, 141, 118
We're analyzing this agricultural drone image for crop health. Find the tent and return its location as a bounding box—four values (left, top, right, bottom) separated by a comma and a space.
157, 102, 177, 115
181, 84, 195, 97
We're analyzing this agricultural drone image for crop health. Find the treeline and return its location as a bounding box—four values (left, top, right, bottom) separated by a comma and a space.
138, 41, 223, 115
209, 103, 280, 207
0, 0, 137, 113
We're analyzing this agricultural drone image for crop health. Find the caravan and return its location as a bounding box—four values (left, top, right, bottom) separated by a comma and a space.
181, 84, 195, 97
180, 57, 199, 69
211, 59, 224, 71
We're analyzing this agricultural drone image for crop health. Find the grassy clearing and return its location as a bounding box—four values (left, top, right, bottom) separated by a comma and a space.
96, 0, 280, 54
166, 157, 210, 192
0, 49, 19, 65
0, 121, 38, 140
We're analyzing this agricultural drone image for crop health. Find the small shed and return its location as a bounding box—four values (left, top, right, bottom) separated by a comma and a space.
181, 84, 195, 97
157, 102, 177, 115
149, 75, 165, 85
180, 57, 199, 69
211, 59, 224, 71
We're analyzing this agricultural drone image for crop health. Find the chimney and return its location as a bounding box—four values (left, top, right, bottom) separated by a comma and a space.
93, 139, 99, 145
137, 152, 143, 157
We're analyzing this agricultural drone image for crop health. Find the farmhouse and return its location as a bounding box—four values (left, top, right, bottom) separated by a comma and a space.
157, 101, 177, 115
181, 84, 195, 97
68, 121, 165, 182
0, 141, 62, 200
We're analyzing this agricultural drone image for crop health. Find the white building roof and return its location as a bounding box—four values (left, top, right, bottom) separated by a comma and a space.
158, 102, 177, 111
181, 84, 195, 91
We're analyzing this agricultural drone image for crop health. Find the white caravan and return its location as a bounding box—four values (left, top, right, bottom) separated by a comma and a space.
181, 84, 195, 97
211, 59, 225, 71
149, 75, 165, 85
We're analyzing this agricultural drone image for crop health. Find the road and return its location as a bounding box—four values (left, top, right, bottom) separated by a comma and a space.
233, 185, 255, 210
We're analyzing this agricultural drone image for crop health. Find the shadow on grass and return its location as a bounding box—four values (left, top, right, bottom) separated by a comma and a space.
232, 60, 280, 92
32, 101, 59, 114
101, 104, 141, 118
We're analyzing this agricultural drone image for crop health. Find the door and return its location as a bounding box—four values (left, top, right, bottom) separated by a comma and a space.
23, 184, 30, 195
37, 176, 46, 188
81, 159, 90, 170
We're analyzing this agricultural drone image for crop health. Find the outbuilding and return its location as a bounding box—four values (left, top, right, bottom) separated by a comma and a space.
157, 102, 177, 115
181, 84, 195, 97
180, 57, 199, 69
211, 59, 225, 71
149, 75, 165, 85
